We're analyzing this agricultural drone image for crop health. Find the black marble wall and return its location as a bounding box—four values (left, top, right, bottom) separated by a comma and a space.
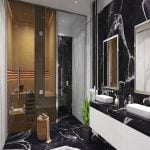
98, 0, 150, 106
58, 36, 72, 118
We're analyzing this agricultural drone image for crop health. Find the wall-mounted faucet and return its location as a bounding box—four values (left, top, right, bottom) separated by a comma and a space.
143, 97, 150, 106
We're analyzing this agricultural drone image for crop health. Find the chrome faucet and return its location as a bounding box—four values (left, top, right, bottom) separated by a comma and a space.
143, 97, 150, 104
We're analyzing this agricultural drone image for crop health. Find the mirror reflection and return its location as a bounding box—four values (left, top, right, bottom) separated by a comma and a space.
103, 35, 118, 89
135, 20, 150, 94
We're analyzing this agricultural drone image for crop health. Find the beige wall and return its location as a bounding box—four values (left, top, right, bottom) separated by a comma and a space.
13, 22, 34, 71
8, 6, 35, 71
7, 7, 35, 106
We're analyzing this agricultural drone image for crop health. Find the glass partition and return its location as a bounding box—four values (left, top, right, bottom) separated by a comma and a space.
45, 9, 56, 97
7, 1, 35, 133
8, 1, 57, 133
57, 11, 87, 119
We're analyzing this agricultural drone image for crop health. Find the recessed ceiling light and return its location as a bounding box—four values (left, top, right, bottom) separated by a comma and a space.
75, 0, 78, 4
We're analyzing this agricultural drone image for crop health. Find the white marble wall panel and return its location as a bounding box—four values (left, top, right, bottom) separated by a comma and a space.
72, 16, 87, 123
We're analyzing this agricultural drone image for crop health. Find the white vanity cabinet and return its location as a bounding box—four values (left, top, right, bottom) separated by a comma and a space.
90, 107, 150, 150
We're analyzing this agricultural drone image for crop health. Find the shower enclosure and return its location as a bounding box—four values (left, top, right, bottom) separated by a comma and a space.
58, 35, 72, 118
57, 11, 87, 119
7, 0, 56, 133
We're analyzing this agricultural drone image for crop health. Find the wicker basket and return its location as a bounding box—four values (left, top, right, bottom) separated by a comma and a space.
37, 113, 51, 143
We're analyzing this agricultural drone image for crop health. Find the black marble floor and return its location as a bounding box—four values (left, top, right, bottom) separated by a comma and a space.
4, 115, 116, 150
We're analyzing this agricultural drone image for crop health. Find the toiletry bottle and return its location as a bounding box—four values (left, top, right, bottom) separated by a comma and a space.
124, 99, 127, 108
93, 86, 96, 101
109, 90, 114, 97
128, 94, 132, 104
89, 89, 93, 101
115, 94, 119, 108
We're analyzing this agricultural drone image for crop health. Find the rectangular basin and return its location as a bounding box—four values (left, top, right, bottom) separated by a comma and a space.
96, 95, 113, 104
127, 103, 150, 120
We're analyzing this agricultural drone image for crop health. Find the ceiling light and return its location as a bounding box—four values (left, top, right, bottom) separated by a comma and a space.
58, 33, 65, 36
75, 1, 78, 4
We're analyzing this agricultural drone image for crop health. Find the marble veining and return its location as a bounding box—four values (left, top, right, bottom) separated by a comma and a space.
142, 0, 150, 20
107, 0, 135, 86
123, 117, 133, 124
58, 36, 72, 118
142, 1, 148, 20
4, 130, 31, 150
98, 0, 150, 105
4, 115, 116, 150
51, 146, 80, 150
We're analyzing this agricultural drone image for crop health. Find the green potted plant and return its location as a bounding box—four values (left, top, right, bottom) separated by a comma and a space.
82, 99, 90, 125
81, 98, 91, 142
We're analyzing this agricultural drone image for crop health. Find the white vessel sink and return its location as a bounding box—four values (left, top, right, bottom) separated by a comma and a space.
96, 95, 113, 104
127, 103, 150, 120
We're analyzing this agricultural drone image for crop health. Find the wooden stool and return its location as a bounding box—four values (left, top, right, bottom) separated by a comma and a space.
37, 113, 51, 143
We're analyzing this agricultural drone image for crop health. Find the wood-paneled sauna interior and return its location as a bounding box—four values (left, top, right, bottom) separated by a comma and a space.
7, 0, 56, 133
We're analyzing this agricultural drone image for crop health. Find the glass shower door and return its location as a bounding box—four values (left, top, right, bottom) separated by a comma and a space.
34, 6, 56, 125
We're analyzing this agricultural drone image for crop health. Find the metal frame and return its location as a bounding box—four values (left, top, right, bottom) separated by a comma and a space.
55, 11, 59, 122
134, 19, 150, 95
103, 34, 119, 90
96, 0, 99, 90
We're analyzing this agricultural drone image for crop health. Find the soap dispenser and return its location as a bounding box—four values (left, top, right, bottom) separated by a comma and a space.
124, 99, 127, 108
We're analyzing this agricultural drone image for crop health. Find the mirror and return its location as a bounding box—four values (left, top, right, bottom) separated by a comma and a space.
135, 20, 150, 94
103, 35, 119, 89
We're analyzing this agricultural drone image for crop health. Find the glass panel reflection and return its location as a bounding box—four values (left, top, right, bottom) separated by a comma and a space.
7, 1, 35, 133
103, 35, 118, 89
45, 9, 56, 97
